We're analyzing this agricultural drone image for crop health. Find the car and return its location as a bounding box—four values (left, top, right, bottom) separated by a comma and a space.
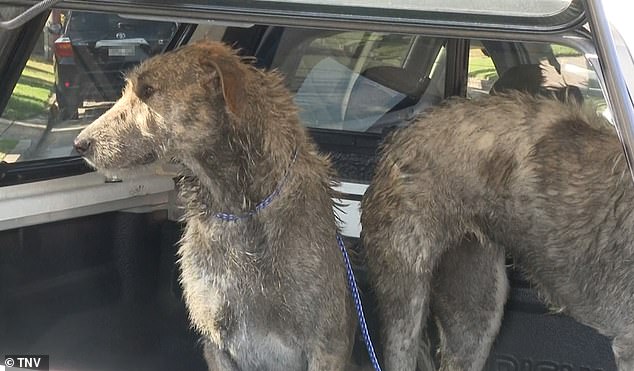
52, 11, 177, 119
0, 0, 632, 370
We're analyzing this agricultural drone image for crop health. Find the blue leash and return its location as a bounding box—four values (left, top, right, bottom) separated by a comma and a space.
212, 150, 382, 370
336, 234, 382, 371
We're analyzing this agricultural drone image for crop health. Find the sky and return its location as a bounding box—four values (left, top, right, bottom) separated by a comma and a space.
603, 0, 634, 51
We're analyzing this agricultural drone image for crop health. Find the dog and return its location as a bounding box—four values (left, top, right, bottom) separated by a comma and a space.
73, 40, 355, 370
361, 92, 633, 370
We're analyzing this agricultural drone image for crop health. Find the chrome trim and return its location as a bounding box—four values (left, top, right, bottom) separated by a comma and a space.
95, 38, 149, 48
585, 0, 634, 182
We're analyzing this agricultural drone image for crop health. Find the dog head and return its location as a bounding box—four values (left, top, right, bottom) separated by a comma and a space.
73, 40, 249, 171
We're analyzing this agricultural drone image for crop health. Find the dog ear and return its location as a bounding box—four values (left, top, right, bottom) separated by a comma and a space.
203, 58, 246, 116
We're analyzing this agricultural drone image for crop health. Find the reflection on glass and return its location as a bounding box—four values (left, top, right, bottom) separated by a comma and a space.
0, 10, 177, 163
256, 0, 573, 17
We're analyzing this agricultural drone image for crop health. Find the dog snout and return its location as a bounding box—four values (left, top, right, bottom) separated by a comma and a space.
73, 137, 92, 155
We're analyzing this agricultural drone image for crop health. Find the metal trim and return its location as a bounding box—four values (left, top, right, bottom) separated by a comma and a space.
584, 0, 634, 182
0, 171, 175, 231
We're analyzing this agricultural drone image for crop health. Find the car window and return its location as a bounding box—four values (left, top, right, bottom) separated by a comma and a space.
278, 32, 416, 91
467, 40, 499, 98
467, 40, 609, 118
0, 11, 609, 172
0, 10, 177, 164
265, 29, 443, 133
552, 43, 609, 116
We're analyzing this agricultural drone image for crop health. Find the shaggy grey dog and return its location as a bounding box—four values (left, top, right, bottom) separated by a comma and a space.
361, 92, 633, 370
74, 41, 354, 370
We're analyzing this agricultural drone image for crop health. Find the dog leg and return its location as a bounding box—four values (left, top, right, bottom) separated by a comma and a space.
366, 247, 431, 371
203, 339, 240, 371
308, 351, 349, 371
384, 282, 427, 371
417, 325, 436, 371
431, 236, 508, 371
362, 163, 457, 370
363, 218, 448, 369
613, 333, 634, 371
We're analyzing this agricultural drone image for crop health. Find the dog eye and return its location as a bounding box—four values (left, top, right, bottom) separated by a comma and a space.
138, 84, 155, 100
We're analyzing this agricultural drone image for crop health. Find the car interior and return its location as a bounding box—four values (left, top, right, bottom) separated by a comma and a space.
0, 6, 618, 371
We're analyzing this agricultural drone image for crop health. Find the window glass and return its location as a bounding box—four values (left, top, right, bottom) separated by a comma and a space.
269, 30, 444, 133
1, 13, 610, 169
282, 32, 416, 92
0, 10, 178, 163
552, 43, 609, 117
467, 40, 499, 98
467, 41, 608, 119
256, 0, 573, 17
189, 24, 228, 42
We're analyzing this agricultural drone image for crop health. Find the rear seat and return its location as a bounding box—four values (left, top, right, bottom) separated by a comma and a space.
490, 63, 584, 105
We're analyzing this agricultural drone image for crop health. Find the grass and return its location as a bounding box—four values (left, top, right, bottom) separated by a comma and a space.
551, 44, 581, 57
469, 47, 498, 82
0, 139, 19, 161
468, 45, 581, 81
2, 58, 54, 121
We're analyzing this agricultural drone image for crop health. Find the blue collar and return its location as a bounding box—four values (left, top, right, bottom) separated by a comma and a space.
213, 149, 298, 222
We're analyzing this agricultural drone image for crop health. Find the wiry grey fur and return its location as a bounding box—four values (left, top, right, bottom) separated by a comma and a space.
74, 41, 354, 370
361, 92, 633, 370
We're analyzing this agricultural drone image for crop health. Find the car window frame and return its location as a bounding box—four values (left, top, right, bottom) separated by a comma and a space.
0, 9, 48, 123
586, 0, 634, 183
41, 0, 586, 33
0, 2, 614, 188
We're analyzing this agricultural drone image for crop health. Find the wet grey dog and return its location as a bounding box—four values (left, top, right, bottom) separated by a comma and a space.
74, 41, 354, 370
361, 92, 633, 370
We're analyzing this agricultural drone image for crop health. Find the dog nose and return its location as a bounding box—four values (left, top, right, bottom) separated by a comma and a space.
73, 137, 92, 155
